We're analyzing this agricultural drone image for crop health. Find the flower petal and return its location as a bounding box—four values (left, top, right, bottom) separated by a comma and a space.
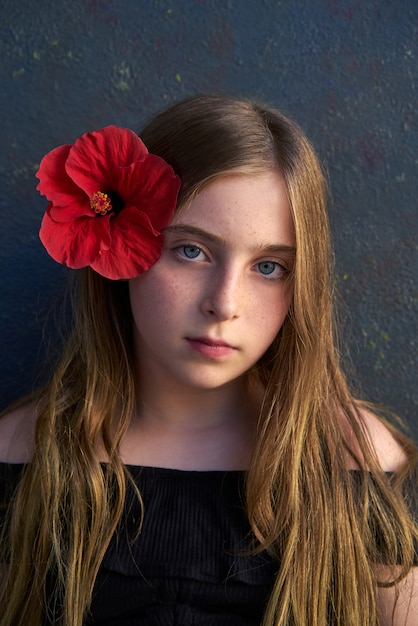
65, 126, 149, 197
40, 205, 111, 269
114, 155, 180, 231
90, 208, 164, 279
36, 145, 91, 216
48, 198, 96, 222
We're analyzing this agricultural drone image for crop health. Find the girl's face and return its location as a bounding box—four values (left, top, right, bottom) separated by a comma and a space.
129, 172, 295, 393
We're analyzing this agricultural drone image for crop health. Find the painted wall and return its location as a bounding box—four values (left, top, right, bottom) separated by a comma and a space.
1, 0, 417, 438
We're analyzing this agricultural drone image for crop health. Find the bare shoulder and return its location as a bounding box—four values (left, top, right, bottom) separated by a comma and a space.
0, 402, 37, 463
357, 406, 408, 472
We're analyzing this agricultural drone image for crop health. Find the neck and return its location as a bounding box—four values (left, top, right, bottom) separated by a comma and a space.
118, 376, 260, 471
141, 377, 250, 426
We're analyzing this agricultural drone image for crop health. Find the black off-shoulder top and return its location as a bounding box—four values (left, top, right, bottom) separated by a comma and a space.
0, 463, 276, 625
0, 463, 417, 626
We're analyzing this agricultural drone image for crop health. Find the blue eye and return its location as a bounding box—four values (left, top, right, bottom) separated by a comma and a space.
182, 245, 201, 259
258, 261, 277, 275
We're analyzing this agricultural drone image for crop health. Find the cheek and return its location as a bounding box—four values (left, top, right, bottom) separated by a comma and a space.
129, 271, 190, 328
253, 288, 291, 344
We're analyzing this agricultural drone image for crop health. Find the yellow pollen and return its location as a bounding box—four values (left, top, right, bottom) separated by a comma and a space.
90, 191, 112, 215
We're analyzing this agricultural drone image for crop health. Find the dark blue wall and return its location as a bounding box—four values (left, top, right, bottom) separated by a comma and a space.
1, 0, 417, 438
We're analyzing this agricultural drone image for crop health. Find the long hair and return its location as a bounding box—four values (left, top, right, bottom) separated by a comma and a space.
1, 95, 417, 625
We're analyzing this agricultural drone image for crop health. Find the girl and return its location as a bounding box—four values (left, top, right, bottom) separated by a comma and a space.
0, 95, 416, 625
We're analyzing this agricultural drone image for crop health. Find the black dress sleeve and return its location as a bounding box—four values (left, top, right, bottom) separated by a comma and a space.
351, 467, 418, 565
400, 467, 418, 563
0, 463, 26, 530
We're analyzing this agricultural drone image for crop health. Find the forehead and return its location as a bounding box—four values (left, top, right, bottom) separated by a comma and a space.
169, 172, 295, 249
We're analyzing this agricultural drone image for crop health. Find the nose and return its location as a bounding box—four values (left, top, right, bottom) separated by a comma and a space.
200, 266, 243, 321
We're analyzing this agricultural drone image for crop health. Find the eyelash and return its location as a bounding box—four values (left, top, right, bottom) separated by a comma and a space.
173, 244, 288, 281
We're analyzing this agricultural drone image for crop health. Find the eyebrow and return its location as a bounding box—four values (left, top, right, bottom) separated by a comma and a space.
164, 224, 296, 256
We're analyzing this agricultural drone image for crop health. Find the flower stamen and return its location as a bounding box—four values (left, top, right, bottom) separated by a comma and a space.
90, 191, 112, 215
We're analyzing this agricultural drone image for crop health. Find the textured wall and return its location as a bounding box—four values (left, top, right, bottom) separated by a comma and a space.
1, 0, 417, 438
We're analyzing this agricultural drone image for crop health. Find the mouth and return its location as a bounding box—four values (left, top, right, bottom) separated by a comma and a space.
192, 336, 234, 348
185, 336, 237, 358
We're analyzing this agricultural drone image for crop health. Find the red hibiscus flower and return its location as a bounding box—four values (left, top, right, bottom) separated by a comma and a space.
36, 126, 180, 280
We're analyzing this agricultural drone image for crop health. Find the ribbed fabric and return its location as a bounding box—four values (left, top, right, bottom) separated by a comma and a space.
0, 463, 417, 626
89, 466, 277, 625
0, 464, 277, 625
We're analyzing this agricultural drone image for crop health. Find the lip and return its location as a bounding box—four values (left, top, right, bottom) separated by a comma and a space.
185, 336, 237, 358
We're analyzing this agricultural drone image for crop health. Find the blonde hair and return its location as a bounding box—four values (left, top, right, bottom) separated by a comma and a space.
1, 95, 417, 625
